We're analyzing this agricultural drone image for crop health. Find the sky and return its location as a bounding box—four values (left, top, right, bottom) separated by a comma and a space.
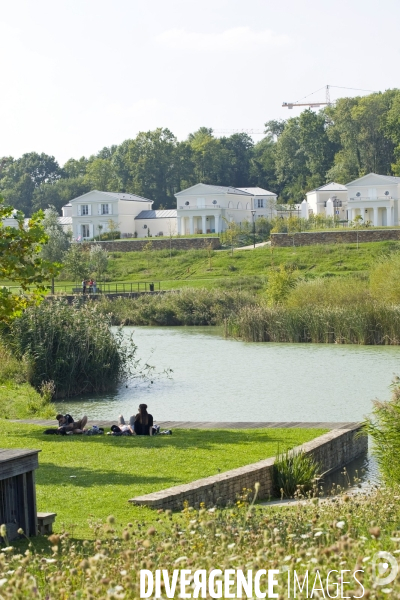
1, 0, 399, 165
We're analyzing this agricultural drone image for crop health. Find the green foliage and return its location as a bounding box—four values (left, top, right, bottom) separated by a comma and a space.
40, 206, 71, 263
89, 244, 108, 280
266, 265, 297, 305
8, 300, 134, 398
0, 201, 59, 321
98, 288, 257, 326
226, 303, 400, 344
370, 253, 400, 303
363, 378, 400, 485
62, 242, 90, 282
273, 449, 321, 498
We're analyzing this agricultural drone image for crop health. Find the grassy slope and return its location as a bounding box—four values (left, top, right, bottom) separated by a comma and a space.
2, 240, 399, 293
1, 421, 326, 538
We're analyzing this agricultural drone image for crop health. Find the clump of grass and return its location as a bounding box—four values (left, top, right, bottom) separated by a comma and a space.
363, 377, 400, 485
273, 449, 321, 498
8, 299, 135, 398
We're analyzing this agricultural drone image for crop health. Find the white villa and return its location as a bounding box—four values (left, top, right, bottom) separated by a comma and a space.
174, 183, 278, 235
62, 190, 176, 239
305, 182, 349, 220
302, 173, 400, 225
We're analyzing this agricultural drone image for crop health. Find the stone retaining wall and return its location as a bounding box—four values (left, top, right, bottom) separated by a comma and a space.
271, 229, 400, 247
91, 237, 221, 252
129, 425, 367, 510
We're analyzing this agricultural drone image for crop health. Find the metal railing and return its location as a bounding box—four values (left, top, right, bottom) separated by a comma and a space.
178, 205, 221, 209
3, 281, 162, 295
349, 196, 394, 202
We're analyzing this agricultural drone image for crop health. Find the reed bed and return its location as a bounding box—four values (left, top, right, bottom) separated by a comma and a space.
8, 299, 133, 398
98, 288, 257, 326
226, 303, 400, 344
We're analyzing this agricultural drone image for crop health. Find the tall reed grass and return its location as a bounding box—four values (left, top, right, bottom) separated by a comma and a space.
98, 288, 257, 326
226, 303, 400, 344
8, 299, 133, 398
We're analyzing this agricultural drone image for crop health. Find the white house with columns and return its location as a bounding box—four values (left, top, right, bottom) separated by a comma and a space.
346, 173, 400, 226
304, 182, 349, 220
174, 183, 277, 235
302, 173, 400, 226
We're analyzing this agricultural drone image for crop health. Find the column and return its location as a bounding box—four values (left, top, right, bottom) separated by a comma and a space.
386, 206, 392, 226
189, 216, 194, 235
347, 208, 353, 222
202, 215, 207, 234
373, 207, 379, 227
177, 216, 182, 235
214, 214, 220, 234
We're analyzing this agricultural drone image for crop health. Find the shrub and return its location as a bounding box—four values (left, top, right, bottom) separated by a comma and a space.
273, 449, 321, 498
8, 300, 134, 398
363, 378, 400, 485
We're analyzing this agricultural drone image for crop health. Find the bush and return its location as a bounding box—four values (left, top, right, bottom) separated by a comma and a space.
273, 449, 321, 498
363, 378, 400, 485
8, 300, 134, 398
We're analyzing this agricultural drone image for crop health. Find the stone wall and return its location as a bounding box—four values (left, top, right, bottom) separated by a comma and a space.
271, 229, 400, 247
129, 425, 367, 510
91, 237, 221, 252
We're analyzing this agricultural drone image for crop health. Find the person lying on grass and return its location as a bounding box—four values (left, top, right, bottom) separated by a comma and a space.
56, 413, 88, 434
119, 404, 154, 436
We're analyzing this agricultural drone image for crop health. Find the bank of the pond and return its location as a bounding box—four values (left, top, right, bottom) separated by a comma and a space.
0, 420, 325, 538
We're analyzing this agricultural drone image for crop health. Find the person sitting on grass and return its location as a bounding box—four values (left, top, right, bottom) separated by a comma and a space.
56, 413, 88, 434
119, 404, 154, 436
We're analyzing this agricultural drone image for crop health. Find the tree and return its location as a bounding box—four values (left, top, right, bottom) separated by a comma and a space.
41, 206, 71, 293
63, 243, 89, 283
84, 158, 116, 191
107, 218, 120, 241
142, 240, 153, 269
89, 244, 108, 282
0, 152, 62, 215
266, 265, 297, 305
0, 200, 59, 321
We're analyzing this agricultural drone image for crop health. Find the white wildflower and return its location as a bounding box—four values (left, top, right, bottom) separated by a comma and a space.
336, 521, 346, 529
174, 556, 188, 564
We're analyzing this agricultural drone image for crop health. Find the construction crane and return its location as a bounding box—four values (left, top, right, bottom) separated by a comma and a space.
213, 129, 264, 135
282, 85, 378, 109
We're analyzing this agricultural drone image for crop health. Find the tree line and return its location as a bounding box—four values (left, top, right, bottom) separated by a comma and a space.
2, 88, 400, 214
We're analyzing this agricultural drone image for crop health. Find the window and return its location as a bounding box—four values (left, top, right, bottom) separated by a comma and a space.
257, 198, 264, 208
101, 204, 109, 215
81, 224, 90, 238
81, 205, 89, 215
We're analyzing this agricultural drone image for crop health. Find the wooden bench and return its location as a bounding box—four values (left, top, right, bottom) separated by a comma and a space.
37, 512, 57, 535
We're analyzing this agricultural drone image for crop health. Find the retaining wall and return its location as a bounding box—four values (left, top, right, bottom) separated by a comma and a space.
91, 237, 221, 252
271, 229, 400, 247
129, 425, 367, 510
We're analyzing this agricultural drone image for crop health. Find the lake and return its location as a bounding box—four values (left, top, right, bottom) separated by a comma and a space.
56, 326, 400, 424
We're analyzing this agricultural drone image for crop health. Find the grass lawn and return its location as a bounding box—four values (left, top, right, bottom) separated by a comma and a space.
3, 239, 400, 294
1, 421, 327, 539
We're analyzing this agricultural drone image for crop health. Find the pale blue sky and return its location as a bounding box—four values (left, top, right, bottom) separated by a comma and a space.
1, 0, 399, 163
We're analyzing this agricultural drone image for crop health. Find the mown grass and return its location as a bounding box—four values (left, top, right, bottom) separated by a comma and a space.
2, 240, 399, 293
0, 343, 53, 419
0, 421, 326, 539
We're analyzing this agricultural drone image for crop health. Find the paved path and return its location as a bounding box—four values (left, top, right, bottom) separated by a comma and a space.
234, 241, 271, 251
13, 419, 359, 430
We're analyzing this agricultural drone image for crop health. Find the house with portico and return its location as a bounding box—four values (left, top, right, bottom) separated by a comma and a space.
346, 173, 400, 226
174, 183, 278, 235
305, 182, 348, 219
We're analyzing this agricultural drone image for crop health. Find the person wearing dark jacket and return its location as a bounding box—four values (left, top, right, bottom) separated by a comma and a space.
119, 404, 154, 435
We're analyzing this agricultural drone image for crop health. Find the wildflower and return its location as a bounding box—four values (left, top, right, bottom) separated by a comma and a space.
107, 515, 115, 524
17, 528, 24, 535
227, 543, 235, 550
336, 521, 346, 529
0, 525, 6, 538
1, 547, 13, 553
44, 558, 57, 564
174, 556, 188, 564
0, 579, 7, 587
